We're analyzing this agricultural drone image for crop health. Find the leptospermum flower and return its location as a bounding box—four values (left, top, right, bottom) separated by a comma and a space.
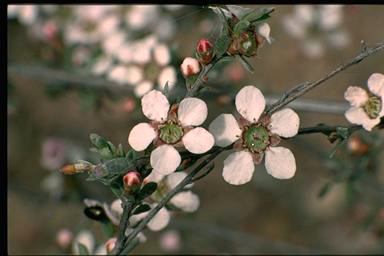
344, 73, 384, 131
128, 90, 214, 175
209, 86, 300, 185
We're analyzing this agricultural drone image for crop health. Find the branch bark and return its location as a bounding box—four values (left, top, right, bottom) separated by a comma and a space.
266, 42, 384, 115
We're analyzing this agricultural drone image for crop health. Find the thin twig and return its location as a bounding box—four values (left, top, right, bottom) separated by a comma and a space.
114, 198, 136, 255
266, 42, 384, 115
120, 148, 225, 255
297, 124, 362, 136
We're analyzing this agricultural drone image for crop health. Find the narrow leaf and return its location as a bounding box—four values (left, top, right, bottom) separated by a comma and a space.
138, 182, 157, 199
237, 55, 255, 73
133, 204, 151, 215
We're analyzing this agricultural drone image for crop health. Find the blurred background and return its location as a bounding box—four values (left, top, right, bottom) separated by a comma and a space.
7, 4, 384, 254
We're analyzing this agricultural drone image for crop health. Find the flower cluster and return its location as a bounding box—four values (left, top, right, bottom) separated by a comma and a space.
344, 73, 384, 131
7, 5, 189, 98
282, 5, 350, 58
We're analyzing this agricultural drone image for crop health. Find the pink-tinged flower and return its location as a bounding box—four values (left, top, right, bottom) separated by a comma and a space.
344, 73, 384, 131
196, 39, 214, 64
209, 86, 300, 185
181, 57, 200, 76
123, 171, 142, 190
105, 237, 117, 254
72, 230, 95, 255
128, 90, 214, 175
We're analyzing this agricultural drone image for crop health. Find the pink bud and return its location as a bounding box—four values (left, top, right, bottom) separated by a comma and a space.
180, 57, 200, 77
56, 229, 73, 249
196, 39, 214, 64
123, 171, 141, 189
105, 237, 117, 254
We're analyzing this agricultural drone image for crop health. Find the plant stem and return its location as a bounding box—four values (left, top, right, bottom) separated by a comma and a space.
119, 148, 225, 255
296, 124, 362, 136
114, 198, 136, 255
266, 42, 384, 115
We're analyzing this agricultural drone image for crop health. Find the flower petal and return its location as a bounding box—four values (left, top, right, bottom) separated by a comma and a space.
367, 73, 384, 97
147, 205, 170, 231
166, 171, 193, 190
144, 171, 164, 183
235, 85, 266, 122
158, 66, 177, 90
134, 80, 154, 97
222, 151, 255, 185
170, 191, 200, 212
141, 90, 170, 122
269, 108, 300, 138
209, 114, 242, 147
150, 145, 181, 175
178, 97, 208, 126
344, 86, 368, 107
182, 127, 214, 154
265, 146, 296, 179
154, 43, 171, 66
256, 23, 273, 44
128, 123, 156, 151
345, 107, 380, 131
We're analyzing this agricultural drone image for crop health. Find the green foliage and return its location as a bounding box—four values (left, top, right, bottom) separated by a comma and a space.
137, 182, 157, 201
214, 32, 232, 58
89, 133, 125, 160
237, 55, 255, 73
132, 204, 151, 215
317, 181, 333, 198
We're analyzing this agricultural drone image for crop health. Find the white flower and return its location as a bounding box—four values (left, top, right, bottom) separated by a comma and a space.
125, 5, 159, 30
91, 56, 112, 76
256, 23, 273, 44
344, 73, 384, 131
128, 90, 214, 175
209, 86, 300, 185
158, 66, 177, 90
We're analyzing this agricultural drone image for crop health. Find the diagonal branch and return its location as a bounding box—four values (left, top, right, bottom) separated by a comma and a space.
266, 42, 384, 115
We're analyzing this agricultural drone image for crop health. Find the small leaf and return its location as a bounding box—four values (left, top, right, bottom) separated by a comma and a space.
116, 144, 125, 158
242, 7, 275, 23
89, 133, 109, 149
226, 5, 252, 19
214, 32, 231, 57
233, 20, 250, 35
133, 204, 151, 215
186, 74, 199, 91
237, 55, 255, 73
163, 81, 170, 98
317, 182, 333, 198
138, 182, 157, 200
106, 141, 117, 157
98, 147, 114, 160
77, 243, 89, 255
126, 149, 138, 161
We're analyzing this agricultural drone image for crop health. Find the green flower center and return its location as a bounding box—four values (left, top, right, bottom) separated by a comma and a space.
159, 122, 183, 144
243, 124, 270, 153
363, 95, 382, 119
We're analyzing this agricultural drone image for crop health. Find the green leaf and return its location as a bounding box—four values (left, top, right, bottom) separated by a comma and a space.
106, 141, 117, 157
138, 182, 157, 200
186, 73, 199, 91
89, 133, 109, 149
77, 243, 89, 255
163, 81, 170, 98
233, 20, 250, 35
126, 149, 138, 161
329, 139, 347, 159
317, 182, 333, 198
133, 204, 151, 215
209, 6, 232, 22
226, 5, 252, 19
237, 55, 255, 73
98, 147, 114, 160
214, 32, 231, 57
242, 7, 275, 23
116, 144, 125, 158
336, 127, 349, 139
101, 221, 115, 237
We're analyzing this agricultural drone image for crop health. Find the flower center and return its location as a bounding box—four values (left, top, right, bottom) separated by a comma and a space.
363, 95, 381, 119
243, 124, 270, 153
159, 122, 183, 144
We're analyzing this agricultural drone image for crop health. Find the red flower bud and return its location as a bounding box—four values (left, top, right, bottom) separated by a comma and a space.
123, 171, 141, 190
105, 237, 117, 253
196, 38, 215, 64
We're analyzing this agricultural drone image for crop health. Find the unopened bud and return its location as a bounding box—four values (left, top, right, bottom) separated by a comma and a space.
347, 136, 369, 155
105, 237, 117, 254
180, 57, 200, 76
228, 31, 259, 57
196, 39, 214, 64
56, 229, 73, 249
123, 171, 142, 191
60, 160, 95, 175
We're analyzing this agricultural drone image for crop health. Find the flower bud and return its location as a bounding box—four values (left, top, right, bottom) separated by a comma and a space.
347, 136, 369, 155
228, 31, 259, 57
180, 57, 200, 77
196, 38, 214, 64
105, 237, 117, 254
123, 171, 142, 191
